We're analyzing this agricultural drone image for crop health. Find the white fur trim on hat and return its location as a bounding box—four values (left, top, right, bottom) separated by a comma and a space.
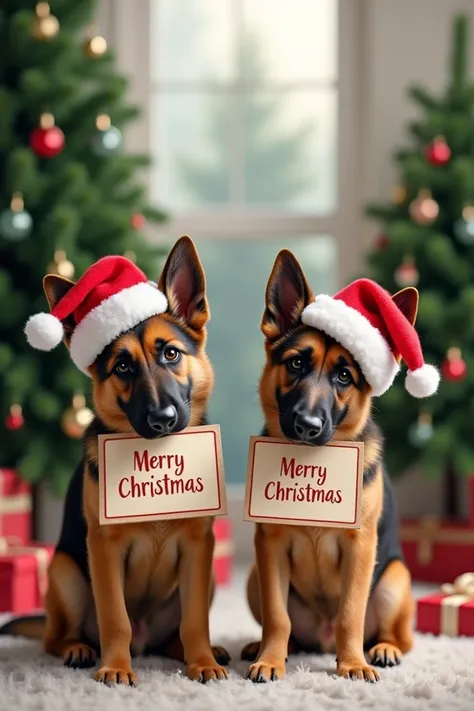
405, 364, 440, 398
25, 312, 64, 351
301, 295, 399, 396
70, 282, 168, 374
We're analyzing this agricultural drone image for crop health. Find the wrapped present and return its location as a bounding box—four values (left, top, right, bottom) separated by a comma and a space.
213, 517, 233, 585
417, 573, 474, 637
401, 515, 474, 583
0, 538, 54, 613
0, 469, 32, 544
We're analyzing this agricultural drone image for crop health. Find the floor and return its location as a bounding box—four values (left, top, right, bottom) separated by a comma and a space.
0, 570, 473, 711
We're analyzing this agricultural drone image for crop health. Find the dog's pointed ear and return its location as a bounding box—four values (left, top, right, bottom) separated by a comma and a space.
43, 274, 76, 346
261, 250, 313, 340
392, 286, 419, 327
158, 235, 209, 331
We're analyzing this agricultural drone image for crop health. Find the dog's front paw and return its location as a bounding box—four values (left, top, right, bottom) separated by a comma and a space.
187, 662, 228, 683
367, 642, 402, 667
96, 665, 137, 686
63, 643, 96, 669
246, 659, 286, 683
337, 661, 380, 683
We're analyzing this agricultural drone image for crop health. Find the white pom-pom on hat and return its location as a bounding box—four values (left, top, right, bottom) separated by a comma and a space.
405, 363, 440, 398
25, 312, 64, 351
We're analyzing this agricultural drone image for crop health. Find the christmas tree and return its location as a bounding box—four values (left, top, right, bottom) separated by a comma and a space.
0, 1, 167, 494
365, 14, 474, 513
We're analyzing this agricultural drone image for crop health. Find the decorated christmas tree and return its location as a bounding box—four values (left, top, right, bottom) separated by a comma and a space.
365, 14, 474, 514
0, 1, 167, 493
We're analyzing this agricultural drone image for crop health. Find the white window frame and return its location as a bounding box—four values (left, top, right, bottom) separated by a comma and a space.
102, 0, 365, 288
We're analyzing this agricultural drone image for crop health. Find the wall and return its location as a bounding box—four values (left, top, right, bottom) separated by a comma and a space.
36, 0, 474, 547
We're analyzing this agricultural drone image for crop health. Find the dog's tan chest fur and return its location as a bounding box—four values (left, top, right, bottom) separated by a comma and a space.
289, 527, 342, 610
123, 523, 180, 606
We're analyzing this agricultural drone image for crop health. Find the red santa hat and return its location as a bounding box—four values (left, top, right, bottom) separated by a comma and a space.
24, 255, 167, 375
301, 278, 440, 398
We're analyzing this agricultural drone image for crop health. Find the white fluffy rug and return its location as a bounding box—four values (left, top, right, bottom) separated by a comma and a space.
0, 573, 473, 711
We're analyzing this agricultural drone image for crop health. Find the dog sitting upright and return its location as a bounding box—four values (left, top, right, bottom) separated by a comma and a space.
241, 250, 440, 683
3, 236, 229, 686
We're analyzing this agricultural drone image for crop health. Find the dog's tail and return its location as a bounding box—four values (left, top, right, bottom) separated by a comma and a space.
0, 614, 46, 639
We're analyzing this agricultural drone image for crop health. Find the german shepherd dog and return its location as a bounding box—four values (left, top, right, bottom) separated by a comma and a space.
2, 237, 229, 685
241, 250, 414, 683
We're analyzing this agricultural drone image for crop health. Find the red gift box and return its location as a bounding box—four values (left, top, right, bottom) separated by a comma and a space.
401, 516, 474, 583
417, 591, 474, 637
213, 517, 233, 585
0, 469, 32, 544
0, 542, 54, 613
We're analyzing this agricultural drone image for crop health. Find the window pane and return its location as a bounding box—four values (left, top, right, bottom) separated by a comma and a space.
151, 88, 336, 211
150, 91, 234, 210
243, 89, 337, 211
242, 0, 337, 84
151, 0, 234, 84
194, 236, 337, 485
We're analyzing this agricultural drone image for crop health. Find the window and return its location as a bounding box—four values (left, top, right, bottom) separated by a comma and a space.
108, 0, 361, 485
150, 0, 337, 214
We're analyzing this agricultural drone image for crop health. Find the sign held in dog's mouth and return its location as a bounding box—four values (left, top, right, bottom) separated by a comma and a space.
243, 437, 364, 529
98, 425, 227, 524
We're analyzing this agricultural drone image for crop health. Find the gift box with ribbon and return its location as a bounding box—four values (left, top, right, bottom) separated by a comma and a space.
417, 573, 474, 637
0, 469, 32, 545
0, 538, 54, 613
213, 518, 233, 585
401, 515, 474, 583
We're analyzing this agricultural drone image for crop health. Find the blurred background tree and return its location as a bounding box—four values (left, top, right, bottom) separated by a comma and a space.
365, 14, 474, 517
179, 32, 315, 205
0, 0, 167, 494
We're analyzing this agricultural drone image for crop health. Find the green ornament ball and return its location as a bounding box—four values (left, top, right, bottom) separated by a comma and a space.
92, 126, 123, 156
0, 207, 33, 241
454, 215, 474, 244
408, 419, 434, 448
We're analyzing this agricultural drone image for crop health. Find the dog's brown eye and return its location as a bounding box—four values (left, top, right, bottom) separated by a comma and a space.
164, 346, 181, 363
287, 356, 303, 373
114, 361, 133, 376
337, 368, 352, 386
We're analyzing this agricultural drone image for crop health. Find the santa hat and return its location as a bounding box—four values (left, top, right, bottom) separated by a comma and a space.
301, 278, 440, 398
25, 255, 167, 375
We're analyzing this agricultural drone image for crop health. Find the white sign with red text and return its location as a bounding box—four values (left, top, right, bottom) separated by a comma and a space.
98, 426, 227, 524
244, 436, 364, 529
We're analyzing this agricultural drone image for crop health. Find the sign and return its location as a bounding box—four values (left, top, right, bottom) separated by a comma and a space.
244, 437, 364, 529
98, 425, 227, 525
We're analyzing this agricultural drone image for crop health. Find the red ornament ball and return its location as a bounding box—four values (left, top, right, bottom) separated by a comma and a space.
442, 347, 467, 382
4, 404, 24, 431
425, 136, 451, 166
30, 114, 65, 158
395, 258, 419, 288
131, 213, 146, 230
375, 234, 389, 251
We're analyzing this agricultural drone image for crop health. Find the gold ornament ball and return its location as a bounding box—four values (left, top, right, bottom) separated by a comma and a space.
391, 184, 407, 204
61, 408, 86, 438
409, 191, 439, 225
47, 250, 75, 279
84, 35, 108, 58
61, 394, 93, 439
32, 3, 60, 40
